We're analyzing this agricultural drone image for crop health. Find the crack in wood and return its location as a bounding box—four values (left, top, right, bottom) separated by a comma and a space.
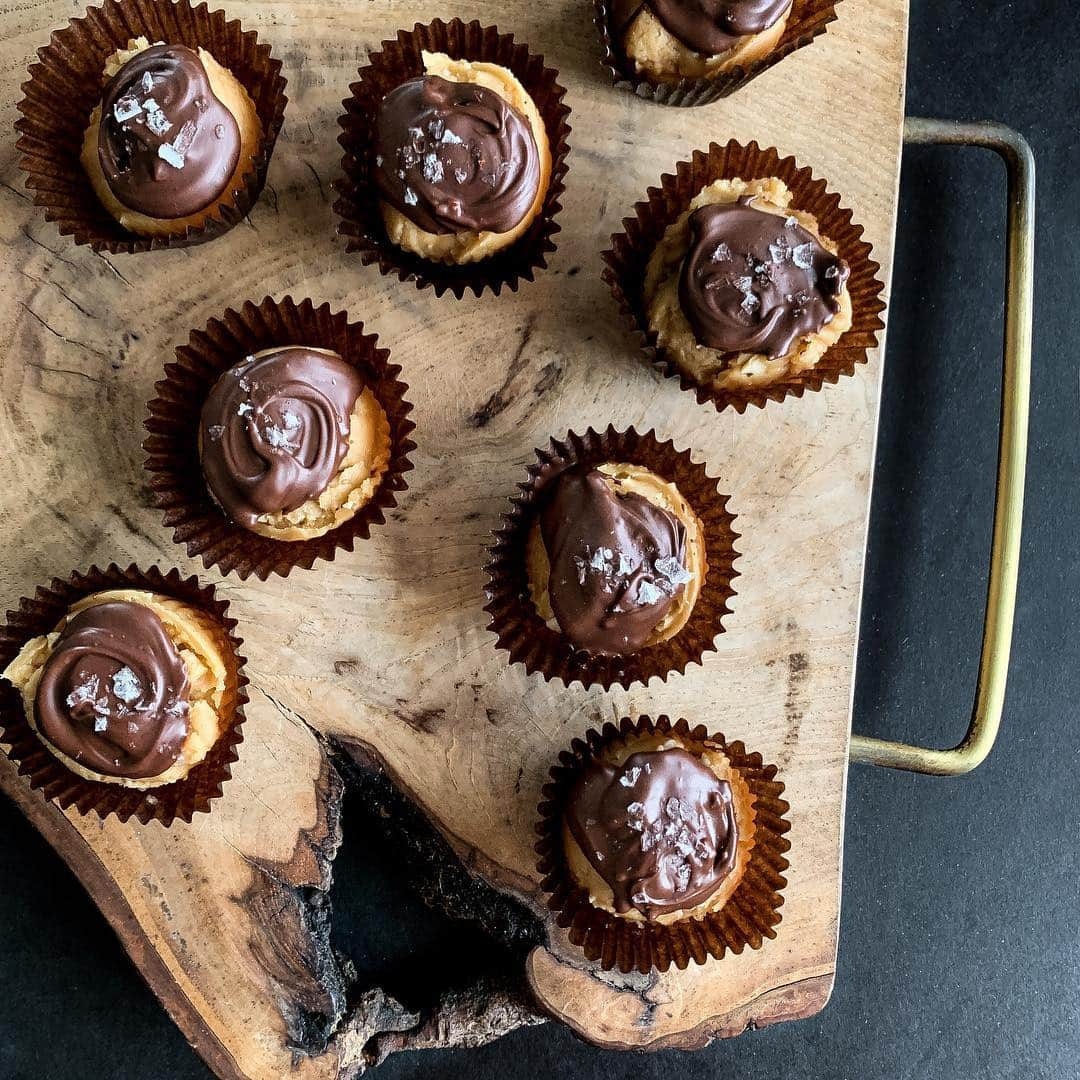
243, 693, 548, 1071
19, 301, 110, 362
465, 317, 537, 429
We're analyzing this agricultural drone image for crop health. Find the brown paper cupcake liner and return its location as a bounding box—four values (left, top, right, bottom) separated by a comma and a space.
536, 715, 790, 973
15, 0, 287, 254
484, 426, 739, 690
595, 0, 839, 106
333, 18, 572, 299
144, 296, 416, 580
0, 563, 248, 826
602, 139, 886, 414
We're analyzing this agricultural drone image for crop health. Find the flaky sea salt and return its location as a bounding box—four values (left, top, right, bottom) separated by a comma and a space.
237, 401, 254, 417
637, 580, 665, 606
710, 242, 732, 263
421, 152, 444, 183
113, 96, 142, 123
94, 716, 108, 733
66, 675, 99, 709
145, 108, 172, 137
262, 423, 297, 450
111, 666, 142, 705
441, 129, 463, 145
142, 71, 154, 93
792, 243, 815, 270
769, 237, 792, 264
654, 556, 692, 588
207, 424, 225, 442
403, 187, 419, 206
158, 143, 185, 169
172, 120, 198, 156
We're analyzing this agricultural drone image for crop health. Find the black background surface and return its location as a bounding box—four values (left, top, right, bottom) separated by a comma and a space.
2, 2, 1076, 1078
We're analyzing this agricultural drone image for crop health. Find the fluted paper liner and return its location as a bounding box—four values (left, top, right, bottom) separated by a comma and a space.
537, 715, 790, 973
484, 427, 738, 690
144, 296, 416, 580
15, 0, 287, 253
334, 18, 572, 299
595, 0, 839, 106
603, 139, 886, 414
0, 563, 247, 825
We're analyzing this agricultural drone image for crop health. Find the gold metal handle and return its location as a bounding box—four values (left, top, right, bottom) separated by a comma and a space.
850, 118, 1035, 775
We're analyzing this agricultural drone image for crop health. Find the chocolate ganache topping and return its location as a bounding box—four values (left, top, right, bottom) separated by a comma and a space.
538, 470, 692, 656
34, 601, 191, 780
98, 44, 241, 219
566, 748, 738, 919
645, 0, 791, 54
373, 75, 541, 235
200, 348, 366, 528
679, 197, 850, 359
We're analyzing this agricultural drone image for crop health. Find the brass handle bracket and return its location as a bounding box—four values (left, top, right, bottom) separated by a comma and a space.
850, 118, 1035, 775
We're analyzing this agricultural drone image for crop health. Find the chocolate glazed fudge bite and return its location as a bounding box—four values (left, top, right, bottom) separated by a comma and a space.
620, 0, 793, 80
80, 38, 261, 237
2, 590, 233, 789
199, 347, 391, 542
645, 176, 853, 393
374, 75, 541, 236
566, 746, 738, 919
370, 51, 552, 265
526, 463, 706, 656
679, 196, 849, 356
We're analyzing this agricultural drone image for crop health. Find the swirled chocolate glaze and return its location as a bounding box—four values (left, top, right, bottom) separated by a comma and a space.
98, 44, 241, 219
679, 197, 850, 358
34, 601, 191, 780
538, 470, 692, 656
566, 747, 737, 919
646, 0, 791, 54
200, 348, 365, 529
373, 75, 541, 235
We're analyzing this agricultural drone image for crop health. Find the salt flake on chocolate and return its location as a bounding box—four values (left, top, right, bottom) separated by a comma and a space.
172, 120, 198, 156
145, 108, 172, 138
113, 96, 142, 123
158, 143, 185, 169
66, 674, 100, 709
111, 666, 143, 705
421, 152, 444, 183
655, 556, 692, 588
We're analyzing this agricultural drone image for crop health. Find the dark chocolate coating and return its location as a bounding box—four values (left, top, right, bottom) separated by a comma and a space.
566, 747, 738, 919
373, 75, 541, 235
199, 348, 366, 530
98, 44, 241, 219
34, 601, 191, 781
538, 469, 691, 656
646, 0, 791, 54
678, 197, 850, 359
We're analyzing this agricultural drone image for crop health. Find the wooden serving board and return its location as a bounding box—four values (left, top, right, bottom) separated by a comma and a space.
0, 0, 908, 1074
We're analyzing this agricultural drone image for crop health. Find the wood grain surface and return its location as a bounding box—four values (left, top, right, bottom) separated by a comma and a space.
0, 0, 908, 1075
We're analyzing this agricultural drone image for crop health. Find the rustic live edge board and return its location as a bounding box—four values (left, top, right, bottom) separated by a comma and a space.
0, 0, 910, 1075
